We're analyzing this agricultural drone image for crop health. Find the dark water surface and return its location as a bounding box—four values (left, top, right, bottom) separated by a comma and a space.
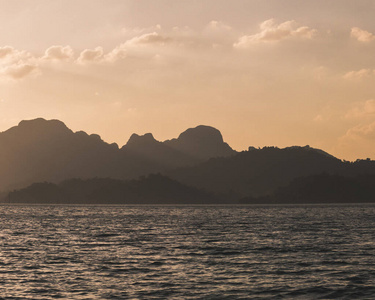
0, 204, 374, 299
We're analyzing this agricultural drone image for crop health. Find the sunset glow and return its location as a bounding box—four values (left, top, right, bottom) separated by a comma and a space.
1, 0, 375, 160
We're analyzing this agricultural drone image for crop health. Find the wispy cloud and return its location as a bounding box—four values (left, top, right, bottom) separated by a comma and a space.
234, 19, 317, 48
125, 32, 172, 46
345, 99, 375, 119
343, 69, 374, 80
1, 63, 38, 80
205, 20, 232, 32
104, 45, 127, 62
343, 122, 375, 140
0, 46, 15, 59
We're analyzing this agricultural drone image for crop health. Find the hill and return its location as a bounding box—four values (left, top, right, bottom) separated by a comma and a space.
5, 174, 219, 204
164, 125, 235, 160
167, 146, 375, 197
1, 118, 375, 202
240, 173, 375, 204
0, 118, 235, 190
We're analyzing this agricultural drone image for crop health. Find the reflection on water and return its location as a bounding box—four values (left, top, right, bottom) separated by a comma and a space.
0, 204, 375, 299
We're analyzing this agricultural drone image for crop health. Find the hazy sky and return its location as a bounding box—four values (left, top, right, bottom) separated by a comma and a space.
1, 0, 375, 160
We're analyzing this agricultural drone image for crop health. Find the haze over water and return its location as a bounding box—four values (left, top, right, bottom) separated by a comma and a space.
1, 204, 374, 299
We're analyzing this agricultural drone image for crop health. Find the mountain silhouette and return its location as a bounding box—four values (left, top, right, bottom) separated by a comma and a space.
167, 146, 375, 198
122, 133, 199, 168
0, 118, 235, 191
164, 125, 235, 160
240, 173, 375, 204
5, 174, 218, 204
1, 118, 375, 203
0, 118, 122, 190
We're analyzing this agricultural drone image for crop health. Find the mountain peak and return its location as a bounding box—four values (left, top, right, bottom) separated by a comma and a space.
126, 133, 157, 147
178, 125, 224, 144
4, 118, 72, 138
164, 125, 235, 160
18, 118, 69, 129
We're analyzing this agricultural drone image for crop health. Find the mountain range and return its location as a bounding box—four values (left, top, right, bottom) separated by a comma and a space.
0, 118, 235, 191
2, 118, 375, 204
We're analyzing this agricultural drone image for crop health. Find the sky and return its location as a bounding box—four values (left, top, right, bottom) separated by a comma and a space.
1, 0, 375, 160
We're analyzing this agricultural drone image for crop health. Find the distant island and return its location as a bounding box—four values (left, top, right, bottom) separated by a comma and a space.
5, 173, 375, 205
240, 173, 375, 204
1, 118, 375, 204
5, 174, 218, 205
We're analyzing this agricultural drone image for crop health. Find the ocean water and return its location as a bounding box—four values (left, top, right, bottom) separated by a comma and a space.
0, 204, 374, 299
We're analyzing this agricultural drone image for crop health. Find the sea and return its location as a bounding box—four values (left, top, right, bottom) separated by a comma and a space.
0, 204, 374, 299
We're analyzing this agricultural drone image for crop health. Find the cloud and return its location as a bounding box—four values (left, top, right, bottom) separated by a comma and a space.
77, 47, 104, 64
0, 46, 15, 59
201, 21, 236, 48
206, 20, 232, 32
344, 122, 375, 140
336, 121, 375, 159
345, 99, 375, 119
126, 32, 172, 46
104, 44, 127, 62
74, 32, 171, 64
0, 46, 39, 80
343, 68, 374, 80
120, 24, 162, 37
75, 32, 169, 63
1, 63, 38, 79
0, 47, 33, 64
351, 27, 375, 42
43, 45, 74, 61
77, 45, 128, 64
234, 19, 317, 48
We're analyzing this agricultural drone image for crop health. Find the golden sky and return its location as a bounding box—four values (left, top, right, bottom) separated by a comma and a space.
1, 0, 375, 160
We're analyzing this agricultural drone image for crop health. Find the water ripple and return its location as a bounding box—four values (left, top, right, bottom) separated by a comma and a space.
0, 204, 374, 299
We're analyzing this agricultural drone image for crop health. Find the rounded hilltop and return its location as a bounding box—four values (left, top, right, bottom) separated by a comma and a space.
3, 118, 73, 139
164, 125, 236, 160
